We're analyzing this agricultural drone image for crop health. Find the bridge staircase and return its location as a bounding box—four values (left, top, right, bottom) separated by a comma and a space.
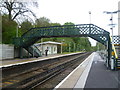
26, 45, 41, 57
112, 36, 120, 70
13, 24, 110, 58
13, 31, 42, 58
12, 24, 120, 70
13, 24, 120, 70
13, 24, 117, 67
115, 48, 120, 69
117, 50, 120, 69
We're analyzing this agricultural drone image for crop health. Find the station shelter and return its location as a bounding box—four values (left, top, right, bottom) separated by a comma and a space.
35, 41, 62, 55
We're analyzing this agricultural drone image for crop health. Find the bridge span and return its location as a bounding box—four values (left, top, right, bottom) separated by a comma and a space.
13, 24, 120, 70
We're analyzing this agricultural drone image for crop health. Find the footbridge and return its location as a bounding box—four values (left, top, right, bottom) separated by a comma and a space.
13, 24, 120, 70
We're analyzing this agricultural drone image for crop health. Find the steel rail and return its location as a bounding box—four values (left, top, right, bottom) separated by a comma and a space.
2, 52, 91, 89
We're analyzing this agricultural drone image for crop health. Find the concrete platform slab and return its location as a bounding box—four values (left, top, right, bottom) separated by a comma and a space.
55, 52, 94, 89
54, 52, 120, 89
84, 53, 119, 89
1, 52, 83, 68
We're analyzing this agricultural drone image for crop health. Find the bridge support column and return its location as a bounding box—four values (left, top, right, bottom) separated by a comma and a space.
19, 47, 23, 59
110, 56, 115, 70
107, 37, 112, 69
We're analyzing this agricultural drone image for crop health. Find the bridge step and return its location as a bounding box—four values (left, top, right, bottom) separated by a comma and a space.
25, 45, 42, 57
117, 57, 120, 68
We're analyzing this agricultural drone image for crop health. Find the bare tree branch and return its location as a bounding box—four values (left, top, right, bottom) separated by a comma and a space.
1, 0, 38, 22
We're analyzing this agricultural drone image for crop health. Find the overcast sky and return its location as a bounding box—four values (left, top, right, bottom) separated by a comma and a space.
33, 0, 119, 46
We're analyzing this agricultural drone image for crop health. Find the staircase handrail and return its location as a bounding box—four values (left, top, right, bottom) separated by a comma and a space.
32, 45, 41, 55
110, 36, 118, 59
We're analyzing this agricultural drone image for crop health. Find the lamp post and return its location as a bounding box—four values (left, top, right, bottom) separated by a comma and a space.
41, 38, 43, 55
89, 11, 91, 24
16, 24, 21, 37
74, 43, 76, 52
61, 39, 64, 54
103, 10, 120, 37
61, 42, 62, 54
69, 42, 71, 52
104, 10, 120, 70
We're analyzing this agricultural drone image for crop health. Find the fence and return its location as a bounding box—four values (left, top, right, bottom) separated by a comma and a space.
0, 44, 14, 60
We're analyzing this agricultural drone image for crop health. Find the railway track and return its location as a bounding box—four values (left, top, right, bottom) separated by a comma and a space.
1, 52, 91, 89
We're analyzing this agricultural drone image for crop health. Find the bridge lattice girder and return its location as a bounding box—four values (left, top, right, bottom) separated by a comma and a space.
112, 36, 120, 45
13, 24, 120, 69
13, 24, 113, 67
13, 24, 110, 47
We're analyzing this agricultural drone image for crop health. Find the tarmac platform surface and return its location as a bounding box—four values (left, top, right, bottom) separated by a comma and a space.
1, 52, 83, 68
55, 52, 120, 89
84, 53, 119, 88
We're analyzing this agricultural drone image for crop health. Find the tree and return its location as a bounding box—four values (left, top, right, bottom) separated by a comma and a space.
1, 0, 38, 44
64, 22, 75, 25
50, 23, 61, 26
37, 21, 92, 52
96, 42, 105, 50
1, 0, 38, 21
2, 14, 17, 44
20, 20, 33, 34
63, 22, 92, 52
35, 17, 51, 27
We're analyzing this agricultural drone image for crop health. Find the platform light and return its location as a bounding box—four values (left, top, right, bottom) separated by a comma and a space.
103, 10, 120, 37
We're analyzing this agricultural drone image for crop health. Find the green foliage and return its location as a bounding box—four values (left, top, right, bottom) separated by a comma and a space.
64, 22, 75, 25
36, 21, 61, 43
2, 15, 17, 44
2, 13, 92, 52
37, 22, 92, 52
95, 42, 105, 50
39, 37, 92, 52
63, 22, 92, 51
35, 17, 51, 27
20, 20, 33, 35
50, 23, 61, 26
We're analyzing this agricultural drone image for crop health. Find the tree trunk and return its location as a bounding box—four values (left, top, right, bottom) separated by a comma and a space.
8, 10, 12, 21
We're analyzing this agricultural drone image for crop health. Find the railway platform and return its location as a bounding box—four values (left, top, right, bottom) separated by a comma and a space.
1, 54, 61, 67
0, 52, 82, 68
55, 52, 120, 89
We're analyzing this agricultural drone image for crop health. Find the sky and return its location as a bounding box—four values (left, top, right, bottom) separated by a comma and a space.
32, 0, 120, 46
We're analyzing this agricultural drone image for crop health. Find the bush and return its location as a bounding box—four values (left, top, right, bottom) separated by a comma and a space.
2, 15, 17, 44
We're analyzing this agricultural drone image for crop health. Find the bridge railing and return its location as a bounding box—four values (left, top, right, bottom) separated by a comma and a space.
112, 44, 118, 59
110, 36, 120, 59
13, 24, 119, 70
15, 24, 110, 47
112, 36, 120, 45
110, 36, 119, 70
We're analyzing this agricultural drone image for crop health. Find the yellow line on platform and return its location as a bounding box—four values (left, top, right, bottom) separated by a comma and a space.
3, 82, 13, 84
117, 67, 120, 69
114, 44, 120, 46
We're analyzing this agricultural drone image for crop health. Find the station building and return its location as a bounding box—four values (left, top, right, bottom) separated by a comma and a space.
35, 41, 62, 55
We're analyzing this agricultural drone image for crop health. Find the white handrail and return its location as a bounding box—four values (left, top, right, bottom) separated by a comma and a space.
110, 36, 118, 59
